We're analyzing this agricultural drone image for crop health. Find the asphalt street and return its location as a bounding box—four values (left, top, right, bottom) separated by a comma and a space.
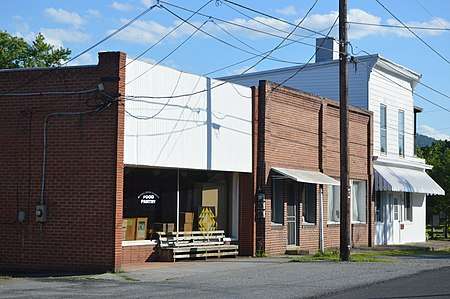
1, 254, 449, 298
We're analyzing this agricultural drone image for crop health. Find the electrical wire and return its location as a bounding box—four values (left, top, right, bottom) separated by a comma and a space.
240, 0, 319, 75
124, 0, 213, 73
268, 15, 340, 95
375, 0, 449, 64
0, 4, 159, 96
125, 18, 209, 86
221, 0, 330, 37
159, 4, 307, 66
347, 21, 450, 31
414, 0, 448, 30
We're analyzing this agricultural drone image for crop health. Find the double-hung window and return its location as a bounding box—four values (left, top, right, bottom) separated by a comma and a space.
398, 110, 405, 156
327, 184, 340, 223
380, 104, 387, 154
351, 180, 366, 223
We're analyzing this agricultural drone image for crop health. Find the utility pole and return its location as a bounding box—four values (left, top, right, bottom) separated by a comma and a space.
339, 0, 351, 261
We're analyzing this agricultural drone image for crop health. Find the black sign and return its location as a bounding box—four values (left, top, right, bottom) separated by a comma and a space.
137, 191, 159, 204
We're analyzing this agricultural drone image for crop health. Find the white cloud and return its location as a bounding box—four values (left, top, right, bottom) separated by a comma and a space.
226, 66, 257, 75
141, 0, 153, 8
386, 18, 450, 37
419, 124, 450, 140
68, 52, 97, 66
87, 9, 102, 18
43, 8, 85, 28
111, 1, 134, 11
275, 5, 297, 16
11, 15, 30, 32
41, 28, 91, 48
108, 19, 174, 44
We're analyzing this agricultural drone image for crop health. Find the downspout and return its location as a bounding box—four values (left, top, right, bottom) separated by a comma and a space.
319, 186, 324, 253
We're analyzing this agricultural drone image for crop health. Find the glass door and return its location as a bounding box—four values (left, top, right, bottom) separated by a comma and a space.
286, 183, 298, 246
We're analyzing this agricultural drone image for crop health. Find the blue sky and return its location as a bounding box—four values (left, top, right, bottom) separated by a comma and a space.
2, 0, 449, 139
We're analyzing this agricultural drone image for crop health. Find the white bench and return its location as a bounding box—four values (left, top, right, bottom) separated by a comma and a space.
157, 230, 239, 262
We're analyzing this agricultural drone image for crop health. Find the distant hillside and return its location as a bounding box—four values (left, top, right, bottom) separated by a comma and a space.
417, 133, 437, 148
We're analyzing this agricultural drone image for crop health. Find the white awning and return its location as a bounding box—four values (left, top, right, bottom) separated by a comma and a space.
272, 167, 340, 185
374, 165, 444, 195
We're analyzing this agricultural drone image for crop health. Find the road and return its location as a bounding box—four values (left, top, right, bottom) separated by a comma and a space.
1, 254, 449, 298
322, 266, 450, 299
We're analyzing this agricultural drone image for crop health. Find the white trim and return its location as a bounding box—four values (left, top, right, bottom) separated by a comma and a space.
122, 240, 157, 247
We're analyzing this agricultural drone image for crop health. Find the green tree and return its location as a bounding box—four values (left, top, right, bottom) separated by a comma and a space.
419, 140, 450, 238
0, 31, 71, 69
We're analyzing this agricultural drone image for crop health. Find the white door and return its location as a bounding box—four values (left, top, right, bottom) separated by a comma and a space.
392, 194, 401, 244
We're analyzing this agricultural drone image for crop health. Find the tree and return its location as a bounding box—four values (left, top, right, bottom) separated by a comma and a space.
0, 31, 71, 69
419, 140, 450, 238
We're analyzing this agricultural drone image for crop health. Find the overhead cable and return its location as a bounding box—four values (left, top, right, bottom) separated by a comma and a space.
375, 0, 449, 64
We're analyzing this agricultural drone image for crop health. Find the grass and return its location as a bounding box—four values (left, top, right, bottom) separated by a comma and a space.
0, 276, 12, 280
292, 246, 450, 263
114, 272, 140, 282
291, 250, 392, 263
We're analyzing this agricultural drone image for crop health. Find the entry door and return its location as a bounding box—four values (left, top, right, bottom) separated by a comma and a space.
286, 183, 298, 246
392, 194, 401, 244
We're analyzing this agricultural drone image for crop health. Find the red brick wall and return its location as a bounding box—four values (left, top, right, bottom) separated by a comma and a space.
0, 52, 126, 273
122, 245, 158, 263
253, 81, 373, 255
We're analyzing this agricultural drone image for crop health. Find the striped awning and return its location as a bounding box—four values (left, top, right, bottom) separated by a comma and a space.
374, 165, 444, 195
272, 167, 340, 185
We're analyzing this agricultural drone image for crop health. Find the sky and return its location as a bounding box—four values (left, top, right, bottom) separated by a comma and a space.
2, 0, 449, 140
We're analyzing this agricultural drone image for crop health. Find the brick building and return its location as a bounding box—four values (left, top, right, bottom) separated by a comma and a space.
0, 52, 373, 273
251, 81, 373, 255
0, 51, 252, 273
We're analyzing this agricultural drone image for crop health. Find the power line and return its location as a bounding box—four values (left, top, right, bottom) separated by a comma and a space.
126, 18, 209, 86
0, 4, 159, 96
240, 0, 320, 75
348, 21, 450, 31
159, 4, 308, 66
375, 0, 449, 64
222, 0, 329, 38
414, 0, 448, 30
269, 15, 340, 95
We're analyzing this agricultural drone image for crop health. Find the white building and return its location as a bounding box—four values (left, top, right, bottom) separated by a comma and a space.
220, 37, 444, 245
123, 57, 252, 245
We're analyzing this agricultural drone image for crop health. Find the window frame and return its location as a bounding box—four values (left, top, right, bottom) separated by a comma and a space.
351, 180, 367, 224
404, 192, 412, 222
302, 183, 316, 225
375, 191, 383, 222
271, 179, 284, 225
327, 184, 340, 224
398, 110, 405, 157
380, 104, 387, 154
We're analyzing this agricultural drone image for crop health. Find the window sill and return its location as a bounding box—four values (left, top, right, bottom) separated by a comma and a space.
351, 222, 367, 226
122, 240, 157, 247
327, 222, 340, 226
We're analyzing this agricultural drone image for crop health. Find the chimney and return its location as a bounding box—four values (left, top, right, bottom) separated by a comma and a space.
315, 37, 339, 63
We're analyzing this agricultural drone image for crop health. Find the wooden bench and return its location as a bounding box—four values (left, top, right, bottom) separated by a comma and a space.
157, 230, 239, 262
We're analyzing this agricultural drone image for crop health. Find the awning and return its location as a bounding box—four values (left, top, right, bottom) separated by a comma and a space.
374, 165, 444, 195
272, 167, 340, 185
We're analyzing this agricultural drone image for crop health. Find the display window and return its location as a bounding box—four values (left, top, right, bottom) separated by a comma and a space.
122, 167, 236, 241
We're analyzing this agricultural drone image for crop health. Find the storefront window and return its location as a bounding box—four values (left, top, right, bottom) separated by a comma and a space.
302, 183, 316, 224
271, 179, 283, 224
351, 180, 367, 223
327, 185, 340, 223
123, 167, 233, 240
